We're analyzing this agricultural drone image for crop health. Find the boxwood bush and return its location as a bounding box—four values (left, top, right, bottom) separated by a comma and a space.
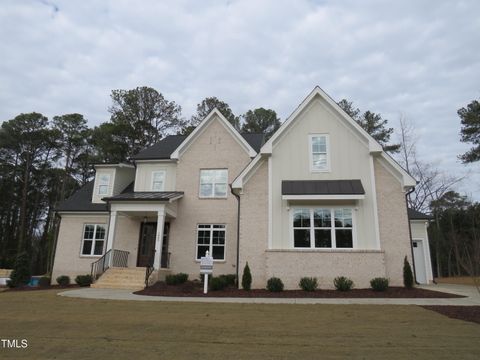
266, 277, 284, 292
75, 274, 93, 287
56, 275, 70, 287
370, 277, 389, 291
209, 276, 228, 291
165, 273, 189, 285
333, 276, 354, 291
299, 277, 318, 291
39, 276, 51, 287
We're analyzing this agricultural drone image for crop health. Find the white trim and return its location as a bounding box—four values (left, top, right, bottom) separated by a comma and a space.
97, 173, 111, 195
195, 224, 226, 261
151, 170, 166, 191
232, 155, 264, 189
134, 159, 177, 164
171, 108, 257, 159
198, 169, 228, 198
268, 156, 273, 249
94, 163, 135, 169
369, 156, 381, 249
380, 152, 416, 188
308, 134, 331, 172
289, 206, 356, 250
80, 223, 108, 257
282, 194, 365, 200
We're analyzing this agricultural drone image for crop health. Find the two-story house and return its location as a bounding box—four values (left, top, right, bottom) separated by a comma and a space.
52, 87, 433, 290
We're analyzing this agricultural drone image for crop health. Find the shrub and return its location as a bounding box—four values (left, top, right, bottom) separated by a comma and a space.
7, 252, 31, 288
39, 276, 51, 287
209, 276, 228, 291
299, 277, 318, 291
370, 277, 389, 291
334, 276, 354, 291
75, 274, 93, 287
219, 274, 236, 287
242, 262, 252, 290
56, 275, 70, 287
267, 277, 284, 292
403, 256, 414, 289
165, 273, 189, 285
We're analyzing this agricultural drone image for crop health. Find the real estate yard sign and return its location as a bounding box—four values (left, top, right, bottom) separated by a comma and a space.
200, 251, 213, 294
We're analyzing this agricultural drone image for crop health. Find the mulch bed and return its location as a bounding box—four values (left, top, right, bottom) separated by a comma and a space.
422, 306, 480, 325
2, 284, 79, 292
135, 281, 464, 298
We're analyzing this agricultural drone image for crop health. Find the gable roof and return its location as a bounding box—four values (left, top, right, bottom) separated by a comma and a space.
171, 109, 258, 159
233, 86, 416, 190
131, 132, 264, 161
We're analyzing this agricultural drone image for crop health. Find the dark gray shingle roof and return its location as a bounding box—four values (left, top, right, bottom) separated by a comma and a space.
56, 181, 108, 212
131, 133, 265, 160
282, 180, 365, 195
102, 191, 184, 202
408, 208, 433, 220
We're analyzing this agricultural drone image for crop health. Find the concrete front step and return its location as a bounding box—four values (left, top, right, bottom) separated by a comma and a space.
92, 267, 146, 290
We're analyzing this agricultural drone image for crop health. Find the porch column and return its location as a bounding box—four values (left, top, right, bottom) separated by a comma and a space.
154, 207, 166, 269
106, 210, 117, 267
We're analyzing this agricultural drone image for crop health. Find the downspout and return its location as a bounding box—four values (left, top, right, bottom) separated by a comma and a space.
405, 186, 418, 284
230, 184, 241, 287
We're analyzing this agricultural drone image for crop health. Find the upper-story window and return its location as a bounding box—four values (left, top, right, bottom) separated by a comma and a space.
151, 171, 166, 191
199, 169, 228, 198
309, 134, 330, 172
97, 174, 111, 195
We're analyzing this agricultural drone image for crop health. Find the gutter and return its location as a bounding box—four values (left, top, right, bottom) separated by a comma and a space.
405, 187, 418, 285
230, 184, 241, 287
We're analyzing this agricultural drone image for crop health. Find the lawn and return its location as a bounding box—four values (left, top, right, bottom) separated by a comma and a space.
0, 290, 479, 360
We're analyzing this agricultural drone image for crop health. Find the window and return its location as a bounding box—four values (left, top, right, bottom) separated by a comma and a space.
151, 171, 166, 191
196, 224, 226, 260
81, 224, 107, 256
199, 169, 228, 198
292, 208, 353, 249
310, 134, 329, 171
97, 174, 111, 195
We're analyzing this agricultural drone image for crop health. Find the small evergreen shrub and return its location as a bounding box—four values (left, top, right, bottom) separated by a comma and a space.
209, 276, 228, 291
39, 276, 51, 287
219, 274, 236, 287
403, 256, 414, 289
334, 276, 354, 291
7, 252, 31, 288
299, 277, 318, 291
56, 275, 70, 287
165, 273, 189, 285
75, 274, 93, 287
242, 262, 252, 290
370, 277, 389, 291
266, 277, 284, 292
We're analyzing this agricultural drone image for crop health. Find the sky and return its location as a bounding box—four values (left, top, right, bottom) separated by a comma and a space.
1, 0, 479, 197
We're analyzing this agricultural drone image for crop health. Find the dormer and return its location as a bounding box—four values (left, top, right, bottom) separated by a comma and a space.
91, 163, 136, 204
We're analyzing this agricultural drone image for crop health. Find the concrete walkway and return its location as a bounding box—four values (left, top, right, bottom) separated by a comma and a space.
58, 283, 480, 305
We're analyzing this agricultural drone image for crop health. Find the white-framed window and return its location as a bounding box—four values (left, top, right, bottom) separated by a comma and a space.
151, 170, 166, 191
292, 207, 354, 249
196, 224, 226, 260
309, 134, 330, 172
81, 224, 107, 256
97, 174, 111, 195
199, 169, 228, 198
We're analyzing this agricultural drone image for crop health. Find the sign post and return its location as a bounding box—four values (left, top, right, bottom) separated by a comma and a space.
200, 250, 213, 294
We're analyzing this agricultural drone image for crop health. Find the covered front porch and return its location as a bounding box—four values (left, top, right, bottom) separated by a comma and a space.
91, 192, 183, 287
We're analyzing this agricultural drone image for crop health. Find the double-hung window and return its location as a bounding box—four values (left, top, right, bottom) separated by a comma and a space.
292, 208, 353, 249
199, 169, 228, 198
196, 224, 226, 260
97, 174, 111, 195
309, 134, 329, 172
81, 224, 107, 256
151, 171, 166, 191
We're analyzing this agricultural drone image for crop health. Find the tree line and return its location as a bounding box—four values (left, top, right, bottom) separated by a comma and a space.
0, 86, 478, 283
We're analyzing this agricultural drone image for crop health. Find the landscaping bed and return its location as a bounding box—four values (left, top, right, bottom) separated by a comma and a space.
3, 284, 79, 292
135, 281, 464, 298
422, 305, 480, 324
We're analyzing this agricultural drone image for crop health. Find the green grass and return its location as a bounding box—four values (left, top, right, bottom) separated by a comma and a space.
0, 289, 479, 359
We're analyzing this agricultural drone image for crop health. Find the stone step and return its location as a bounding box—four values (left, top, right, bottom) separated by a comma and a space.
92, 267, 146, 290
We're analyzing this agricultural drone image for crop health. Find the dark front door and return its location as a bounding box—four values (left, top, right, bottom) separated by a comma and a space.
137, 222, 157, 267
161, 223, 170, 268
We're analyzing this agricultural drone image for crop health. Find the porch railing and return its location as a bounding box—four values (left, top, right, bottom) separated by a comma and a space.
91, 249, 129, 282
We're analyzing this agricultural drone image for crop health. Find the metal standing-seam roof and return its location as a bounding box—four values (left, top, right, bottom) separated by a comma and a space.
282, 180, 365, 195
102, 191, 184, 202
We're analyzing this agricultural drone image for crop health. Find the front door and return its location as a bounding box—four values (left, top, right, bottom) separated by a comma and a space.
412, 239, 427, 284
137, 222, 157, 267
161, 223, 170, 268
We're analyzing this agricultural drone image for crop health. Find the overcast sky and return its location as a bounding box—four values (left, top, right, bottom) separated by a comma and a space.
1, 0, 479, 197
